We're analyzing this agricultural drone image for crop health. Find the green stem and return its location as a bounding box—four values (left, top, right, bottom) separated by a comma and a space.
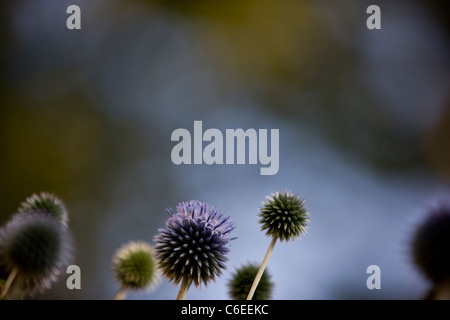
114, 286, 127, 300
434, 281, 450, 300
176, 277, 191, 300
246, 236, 277, 300
0, 267, 19, 300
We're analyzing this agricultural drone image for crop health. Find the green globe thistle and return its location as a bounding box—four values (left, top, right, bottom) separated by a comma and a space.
259, 191, 309, 242
0, 213, 72, 298
18, 192, 68, 228
247, 191, 309, 300
228, 263, 274, 300
112, 241, 160, 295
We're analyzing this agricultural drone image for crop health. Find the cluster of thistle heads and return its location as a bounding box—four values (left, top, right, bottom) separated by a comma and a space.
111, 191, 310, 300
3, 189, 447, 300
0, 192, 72, 299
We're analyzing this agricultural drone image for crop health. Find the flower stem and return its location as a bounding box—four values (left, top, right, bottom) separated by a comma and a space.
0, 267, 19, 299
434, 281, 450, 300
114, 287, 127, 300
246, 236, 277, 300
176, 277, 191, 300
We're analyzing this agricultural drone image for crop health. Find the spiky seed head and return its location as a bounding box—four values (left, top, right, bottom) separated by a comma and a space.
154, 200, 234, 288
228, 263, 274, 300
112, 241, 160, 292
18, 192, 68, 228
0, 213, 72, 297
258, 191, 309, 242
411, 202, 450, 283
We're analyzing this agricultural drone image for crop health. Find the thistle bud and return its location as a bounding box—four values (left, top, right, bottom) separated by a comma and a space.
112, 241, 160, 292
0, 213, 72, 297
228, 263, 274, 300
18, 192, 68, 229
258, 191, 309, 242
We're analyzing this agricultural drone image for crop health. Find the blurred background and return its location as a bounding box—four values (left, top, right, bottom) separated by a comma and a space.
0, 0, 449, 299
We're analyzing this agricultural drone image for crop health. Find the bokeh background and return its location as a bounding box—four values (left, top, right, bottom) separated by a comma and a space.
0, 0, 449, 299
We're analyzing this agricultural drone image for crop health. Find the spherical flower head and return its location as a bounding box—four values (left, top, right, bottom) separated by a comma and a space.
18, 192, 68, 229
228, 263, 274, 300
112, 241, 160, 292
259, 191, 309, 242
0, 213, 72, 297
411, 202, 450, 283
154, 200, 234, 288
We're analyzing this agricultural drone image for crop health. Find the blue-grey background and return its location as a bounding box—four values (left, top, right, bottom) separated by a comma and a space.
0, 0, 449, 299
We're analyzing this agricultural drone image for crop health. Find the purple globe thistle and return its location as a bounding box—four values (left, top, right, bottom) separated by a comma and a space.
154, 200, 234, 289
0, 213, 72, 298
411, 202, 450, 284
